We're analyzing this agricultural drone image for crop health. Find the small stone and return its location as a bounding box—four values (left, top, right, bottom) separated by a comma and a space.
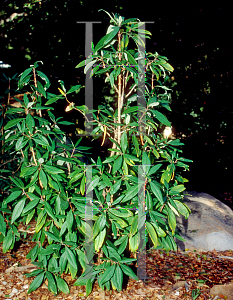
1, 281, 7, 285
22, 284, 29, 289
9, 287, 18, 296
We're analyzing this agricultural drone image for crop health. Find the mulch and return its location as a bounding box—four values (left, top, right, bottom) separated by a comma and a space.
1, 236, 233, 300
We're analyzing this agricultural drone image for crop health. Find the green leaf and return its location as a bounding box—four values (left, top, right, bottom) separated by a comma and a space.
112, 155, 123, 173
124, 50, 137, 65
44, 231, 61, 243
152, 110, 171, 127
100, 264, 115, 285
15, 136, 28, 151
67, 84, 82, 94
149, 181, 163, 205
65, 246, 78, 270
120, 131, 127, 153
20, 166, 38, 178
39, 169, 47, 189
142, 151, 151, 174
66, 210, 74, 232
27, 272, 44, 294
132, 135, 140, 157
44, 202, 55, 219
146, 221, 158, 248
75, 58, 92, 68
161, 62, 174, 72
43, 165, 64, 174
56, 276, 69, 294
130, 215, 138, 236
23, 198, 40, 214
80, 175, 86, 195
33, 135, 49, 147
46, 271, 57, 294
26, 114, 35, 133
173, 200, 190, 219
86, 278, 93, 297
110, 179, 122, 195
95, 228, 106, 252
148, 164, 162, 176
59, 251, 67, 274
0, 214, 6, 236
118, 236, 128, 254
109, 208, 133, 218
2, 230, 13, 253
107, 246, 121, 262
129, 233, 138, 252
84, 60, 97, 74
122, 184, 138, 202
4, 118, 24, 130
115, 264, 123, 291
120, 264, 138, 281
167, 206, 176, 234
74, 276, 89, 286
169, 185, 186, 195
4, 190, 22, 204
94, 26, 119, 53
11, 198, 26, 223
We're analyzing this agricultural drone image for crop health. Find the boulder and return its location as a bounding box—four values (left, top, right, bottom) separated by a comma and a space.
175, 191, 233, 251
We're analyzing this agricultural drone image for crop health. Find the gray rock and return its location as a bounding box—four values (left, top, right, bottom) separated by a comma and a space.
175, 191, 233, 251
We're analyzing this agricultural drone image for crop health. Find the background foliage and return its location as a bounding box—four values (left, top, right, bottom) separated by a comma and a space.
1, 2, 233, 204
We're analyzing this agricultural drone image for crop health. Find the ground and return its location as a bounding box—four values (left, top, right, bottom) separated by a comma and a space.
1, 236, 233, 300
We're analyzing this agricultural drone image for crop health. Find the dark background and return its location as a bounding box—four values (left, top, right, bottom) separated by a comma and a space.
1, 1, 232, 207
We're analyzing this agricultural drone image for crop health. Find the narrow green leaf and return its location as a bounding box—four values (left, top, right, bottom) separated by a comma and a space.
113, 264, 123, 291
110, 179, 122, 195
130, 215, 138, 236
23, 198, 40, 214
56, 276, 69, 294
86, 278, 93, 297
26, 114, 35, 133
167, 206, 176, 234
67, 84, 82, 94
39, 169, 47, 189
94, 26, 119, 53
100, 264, 115, 285
148, 164, 162, 176
27, 272, 44, 294
44, 231, 61, 243
95, 228, 106, 252
44, 202, 56, 220
122, 184, 138, 202
4, 118, 24, 130
146, 221, 158, 248
20, 166, 38, 178
15, 136, 28, 151
152, 110, 171, 127
2, 230, 13, 253
169, 185, 186, 195
84, 60, 97, 74
173, 200, 190, 219
0, 214, 6, 236
120, 264, 138, 281
65, 246, 77, 270
11, 198, 26, 223
149, 181, 163, 205
46, 271, 57, 294
43, 165, 64, 174
75, 58, 92, 68
112, 155, 123, 173
4, 190, 22, 204
120, 131, 127, 153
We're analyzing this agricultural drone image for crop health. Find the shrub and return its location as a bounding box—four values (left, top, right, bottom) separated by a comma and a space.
0, 10, 192, 297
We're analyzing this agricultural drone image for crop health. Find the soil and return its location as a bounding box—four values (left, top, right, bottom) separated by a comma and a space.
1, 235, 233, 300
